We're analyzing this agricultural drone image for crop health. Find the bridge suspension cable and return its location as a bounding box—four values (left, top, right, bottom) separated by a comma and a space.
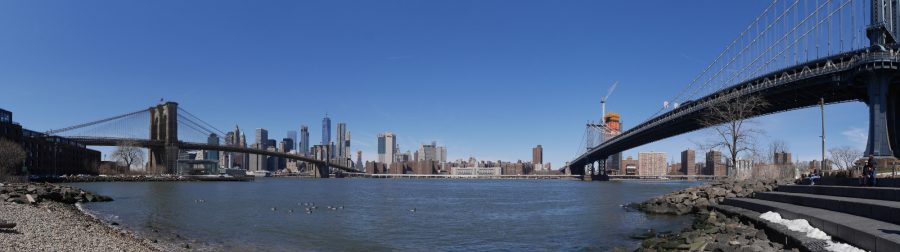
643, 0, 867, 124
45, 108, 150, 140
177, 107, 226, 136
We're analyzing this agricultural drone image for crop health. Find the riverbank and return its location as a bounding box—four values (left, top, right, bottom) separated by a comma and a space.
0, 183, 164, 251
632, 179, 797, 251
0, 201, 159, 251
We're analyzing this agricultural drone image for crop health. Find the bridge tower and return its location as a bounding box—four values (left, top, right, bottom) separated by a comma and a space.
867, 0, 900, 46
148, 102, 179, 174
863, 0, 900, 160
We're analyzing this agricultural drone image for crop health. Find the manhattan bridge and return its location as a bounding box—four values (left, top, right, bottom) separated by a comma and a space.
572, 0, 900, 179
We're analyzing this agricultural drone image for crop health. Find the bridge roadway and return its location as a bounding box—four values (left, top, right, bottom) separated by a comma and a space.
571, 46, 900, 174
68, 137, 355, 172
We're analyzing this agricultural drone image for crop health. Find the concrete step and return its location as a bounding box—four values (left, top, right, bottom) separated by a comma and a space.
756, 191, 900, 225
776, 185, 900, 202
713, 204, 830, 252
723, 197, 900, 252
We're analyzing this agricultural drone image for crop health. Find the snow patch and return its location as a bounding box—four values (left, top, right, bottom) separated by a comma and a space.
759, 211, 865, 252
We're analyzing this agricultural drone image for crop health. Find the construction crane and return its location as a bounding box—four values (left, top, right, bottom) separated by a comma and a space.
600, 81, 618, 126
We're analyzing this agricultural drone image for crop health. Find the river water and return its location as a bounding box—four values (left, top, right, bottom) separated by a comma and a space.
72, 179, 700, 251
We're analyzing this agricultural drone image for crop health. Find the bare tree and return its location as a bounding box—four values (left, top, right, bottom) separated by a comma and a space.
766, 140, 789, 164
828, 146, 862, 170
0, 139, 26, 176
698, 95, 769, 174
111, 141, 144, 174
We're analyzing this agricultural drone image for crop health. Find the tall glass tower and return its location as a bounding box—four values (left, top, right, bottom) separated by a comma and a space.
300, 125, 310, 155
321, 114, 332, 146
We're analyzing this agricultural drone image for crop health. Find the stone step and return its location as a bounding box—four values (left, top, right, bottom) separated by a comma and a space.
713, 204, 829, 252
776, 185, 900, 202
756, 191, 900, 225
723, 197, 900, 252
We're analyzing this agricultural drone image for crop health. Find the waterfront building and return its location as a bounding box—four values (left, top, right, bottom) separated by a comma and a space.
321, 114, 331, 146
266, 146, 278, 171
668, 163, 682, 175
377, 132, 397, 165
533, 145, 543, 171
300, 125, 310, 155
638, 152, 667, 176
681, 149, 696, 175
621, 156, 638, 175
0, 109, 101, 176
705, 150, 726, 176
249, 144, 266, 172
266, 139, 276, 150
450, 166, 501, 176
206, 133, 220, 165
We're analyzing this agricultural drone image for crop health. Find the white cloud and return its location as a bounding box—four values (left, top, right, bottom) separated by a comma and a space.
841, 127, 867, 147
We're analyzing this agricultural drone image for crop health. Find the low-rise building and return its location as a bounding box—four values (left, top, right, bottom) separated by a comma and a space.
450, 167, 501, 176
0, 108, 100, 176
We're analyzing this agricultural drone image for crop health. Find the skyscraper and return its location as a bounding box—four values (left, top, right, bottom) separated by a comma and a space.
322, 114, 332, 146
266, 139, 276, 150
336, 123, 348, 160
344, 131, 351, 161
287, 130, 298, 151
206, 134, 220, 165
255, 128, 268, 150
437, 146, 446, 163
417, 142, 438, 161
356, 150, 363, 171
377, 132, 397, 165
281, 138, 294, 153
300, 125, 310, 155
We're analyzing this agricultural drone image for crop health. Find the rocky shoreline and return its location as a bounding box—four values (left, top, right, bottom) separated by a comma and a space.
631, 179, 798, 252
635, 179, 792, 215
32, 175, 253, 183
0, 183, 162, 251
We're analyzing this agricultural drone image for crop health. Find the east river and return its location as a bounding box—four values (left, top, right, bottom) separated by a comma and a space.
71, 179, 701, 251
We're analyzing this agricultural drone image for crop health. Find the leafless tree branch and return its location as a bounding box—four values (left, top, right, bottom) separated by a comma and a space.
698, 95, 769, 174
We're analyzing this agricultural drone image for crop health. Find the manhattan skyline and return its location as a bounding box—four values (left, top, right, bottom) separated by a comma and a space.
0, 1, 870, 166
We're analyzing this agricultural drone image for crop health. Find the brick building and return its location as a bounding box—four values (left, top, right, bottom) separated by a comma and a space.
0, 108, 100, 176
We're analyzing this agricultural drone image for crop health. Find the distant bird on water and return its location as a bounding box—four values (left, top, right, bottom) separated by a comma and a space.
409, 208, 416, 213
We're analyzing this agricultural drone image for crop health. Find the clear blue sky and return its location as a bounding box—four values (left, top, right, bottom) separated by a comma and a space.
0, 1, 869, 166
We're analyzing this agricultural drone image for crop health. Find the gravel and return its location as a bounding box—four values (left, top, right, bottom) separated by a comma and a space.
0, 200, 158, 252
